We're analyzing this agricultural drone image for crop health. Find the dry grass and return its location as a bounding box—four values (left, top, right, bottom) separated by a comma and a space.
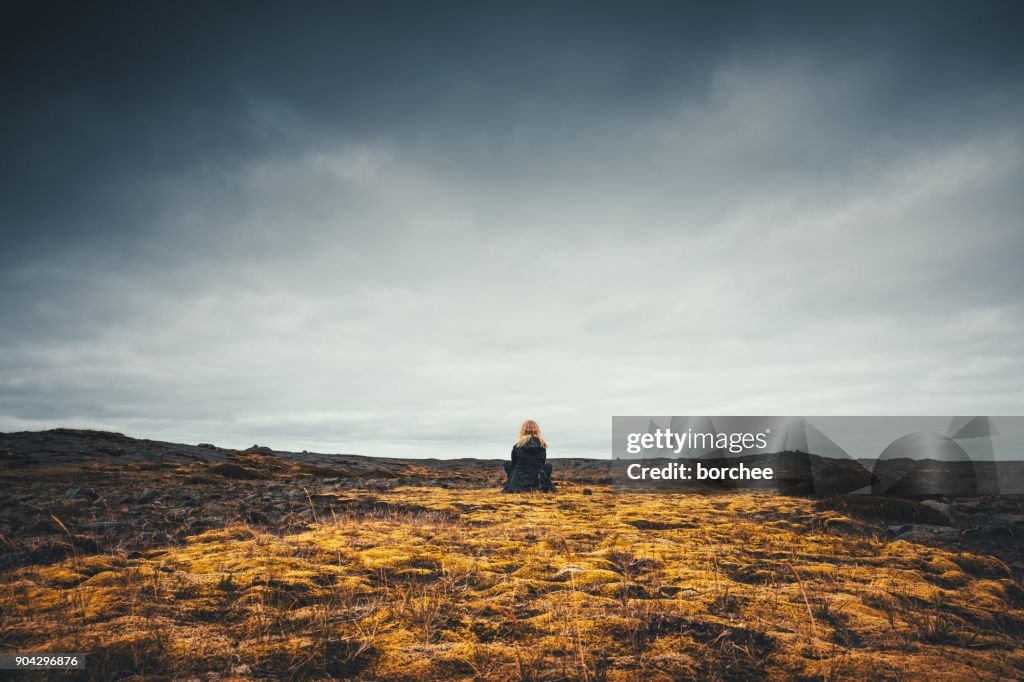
4, 486, 1024, 680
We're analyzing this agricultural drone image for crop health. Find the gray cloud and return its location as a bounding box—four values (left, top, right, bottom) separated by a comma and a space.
2, 1, 1023, 456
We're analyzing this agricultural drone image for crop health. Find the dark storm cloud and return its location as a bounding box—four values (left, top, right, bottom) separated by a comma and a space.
4, 1, 1020, 238
2, 1, 1023, 455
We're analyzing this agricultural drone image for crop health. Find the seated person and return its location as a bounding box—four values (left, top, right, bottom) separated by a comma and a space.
503, 419, 556, 492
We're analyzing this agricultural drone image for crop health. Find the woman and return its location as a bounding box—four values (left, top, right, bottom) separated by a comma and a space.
502, 419, 556, 493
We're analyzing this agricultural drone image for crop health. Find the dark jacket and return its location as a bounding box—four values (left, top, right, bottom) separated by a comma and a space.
502, 436, 556, 492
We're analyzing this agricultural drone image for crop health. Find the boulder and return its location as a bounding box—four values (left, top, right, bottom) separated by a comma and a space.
921, 499, 955, 524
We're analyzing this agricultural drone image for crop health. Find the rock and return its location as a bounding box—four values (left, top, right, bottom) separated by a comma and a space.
197, 443, 217, 450
209, 463, 269, 480
80, 487, 99, 501
823, 495, 951, 525
921, 500, 955, 524
900, 524, 960, 542
887, 524, 914, 536
962, 512, 989, 525
138, 488, 159, 503
582, 488, 593, 496
989, 513, 1024, 529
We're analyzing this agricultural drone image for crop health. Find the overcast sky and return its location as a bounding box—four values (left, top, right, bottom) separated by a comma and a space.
2, 1, 1022, 458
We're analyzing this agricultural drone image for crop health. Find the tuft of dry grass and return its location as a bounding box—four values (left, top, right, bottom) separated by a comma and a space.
4, 487, 1024, 679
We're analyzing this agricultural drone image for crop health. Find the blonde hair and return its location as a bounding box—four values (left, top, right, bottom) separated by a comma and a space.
515, 419, 548, 448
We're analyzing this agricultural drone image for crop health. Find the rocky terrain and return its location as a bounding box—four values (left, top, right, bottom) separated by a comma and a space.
0, 429, 616, 571
3, 429, 1024, 680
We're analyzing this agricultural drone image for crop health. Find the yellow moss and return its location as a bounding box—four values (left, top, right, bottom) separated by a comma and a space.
923, 555, 962, 573
77, 554, 128, 573
32, 565, 86, 588
951, 552, 1012, 578
935, 569, 969, 585
81, 570, 127, 587
5, 488, 1024, 679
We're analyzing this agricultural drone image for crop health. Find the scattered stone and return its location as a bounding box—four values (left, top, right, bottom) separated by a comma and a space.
582, 488, 593, 496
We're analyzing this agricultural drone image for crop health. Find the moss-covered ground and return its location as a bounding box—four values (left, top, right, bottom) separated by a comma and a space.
4, 484, 1024, 680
